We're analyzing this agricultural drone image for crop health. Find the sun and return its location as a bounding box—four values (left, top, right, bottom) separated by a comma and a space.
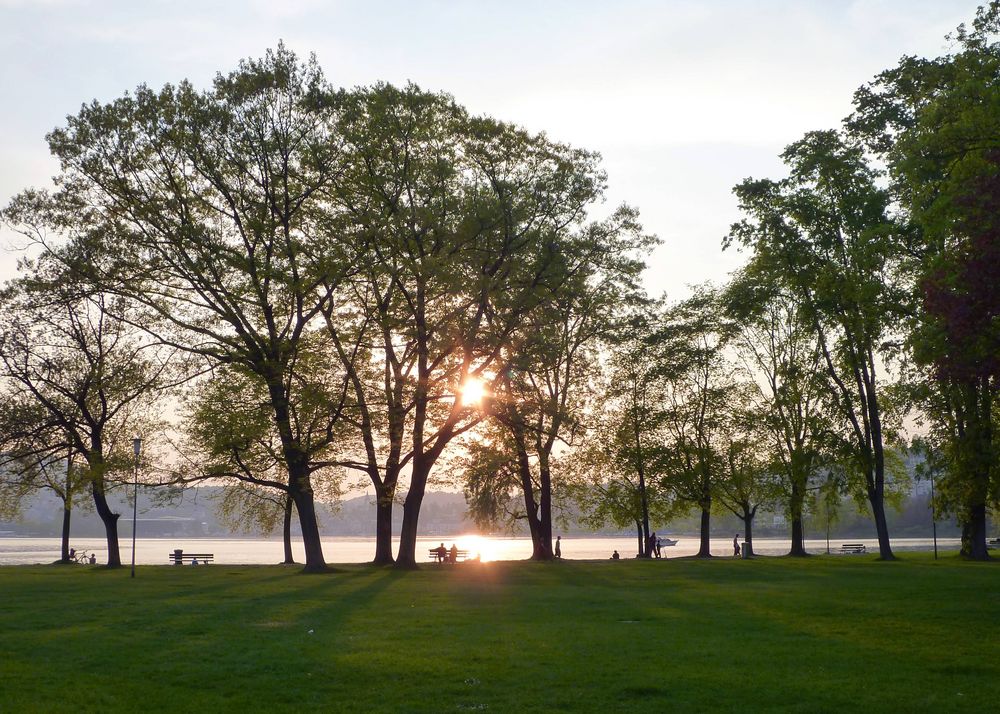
457, 535, 497, 562
460, 377, 487, 405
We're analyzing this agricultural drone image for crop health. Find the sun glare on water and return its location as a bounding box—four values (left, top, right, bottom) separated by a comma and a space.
455, 535, 498, 562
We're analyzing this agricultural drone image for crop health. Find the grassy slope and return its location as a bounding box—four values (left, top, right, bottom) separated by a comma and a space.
1, 554, 998, 713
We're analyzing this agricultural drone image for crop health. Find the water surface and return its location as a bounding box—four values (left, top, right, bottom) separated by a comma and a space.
0, 535, 959, 566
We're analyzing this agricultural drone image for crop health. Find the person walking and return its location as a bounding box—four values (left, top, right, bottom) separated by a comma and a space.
733, 534, 741, 558
554, 536, 562, 559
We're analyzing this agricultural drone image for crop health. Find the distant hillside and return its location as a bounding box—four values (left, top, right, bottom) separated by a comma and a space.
0, 487, 479, 538
0, 483, 968, 541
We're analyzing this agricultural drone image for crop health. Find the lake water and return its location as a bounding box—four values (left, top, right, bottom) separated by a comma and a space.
0, 534, 961, 566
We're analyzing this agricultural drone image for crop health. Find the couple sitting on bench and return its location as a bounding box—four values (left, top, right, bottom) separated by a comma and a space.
433, 543, 459, 563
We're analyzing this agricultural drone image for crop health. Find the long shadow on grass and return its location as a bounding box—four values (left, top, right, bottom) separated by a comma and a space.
614, 557, 1000, 711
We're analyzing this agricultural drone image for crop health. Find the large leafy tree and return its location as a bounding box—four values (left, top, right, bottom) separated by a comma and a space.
0, 274, 169, 568
576, 311, 674, 558
0, 401, 88, 563
460, 208, 653, 560
850, 4, 1000, 559
5, 47, 357, 572
711, 392, 781, 558
723, 273, 832, 555
650, 290, 734, 558
570, 327, 679, 559
180, 359, 346, 565
325, 84, 623, 567
727, 130, 904, 559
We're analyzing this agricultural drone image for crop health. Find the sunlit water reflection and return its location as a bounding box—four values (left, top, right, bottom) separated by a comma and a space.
0, 535, 961, 566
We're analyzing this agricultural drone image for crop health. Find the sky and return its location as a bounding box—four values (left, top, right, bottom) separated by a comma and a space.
0, 0, 980, 298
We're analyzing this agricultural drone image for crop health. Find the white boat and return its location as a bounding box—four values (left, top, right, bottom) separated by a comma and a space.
658, 538, 678, 547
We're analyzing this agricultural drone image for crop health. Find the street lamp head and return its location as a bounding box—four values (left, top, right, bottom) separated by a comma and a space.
133, 438, 142, 457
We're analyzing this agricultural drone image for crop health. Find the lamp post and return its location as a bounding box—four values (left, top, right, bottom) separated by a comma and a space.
131, 437, 141, 578
929, 471, 938, 560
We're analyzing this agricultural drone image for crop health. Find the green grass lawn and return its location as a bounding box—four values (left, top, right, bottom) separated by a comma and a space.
1, 553, 998, 713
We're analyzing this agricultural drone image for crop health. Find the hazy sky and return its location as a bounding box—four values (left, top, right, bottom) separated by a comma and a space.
0, 0, 979, 297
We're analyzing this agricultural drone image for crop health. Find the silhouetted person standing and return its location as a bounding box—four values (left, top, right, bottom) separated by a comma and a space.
733, 535, 740, 558
554, 536, 562, 559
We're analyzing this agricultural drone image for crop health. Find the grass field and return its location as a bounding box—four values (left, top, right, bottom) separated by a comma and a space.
1, 553, 998, 713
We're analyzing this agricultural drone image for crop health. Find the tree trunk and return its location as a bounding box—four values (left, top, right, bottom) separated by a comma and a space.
373, 489, 395, 565
790, 515, 807, 557
397, 461, 431, 569
538, 460, 554, 560
957, 379, 992, 561
288, 474, 327, 573
788, 477, 808, 556
87, 446, 122, 568
61, 453, 74, 563
637, 469, 651, 558
866, 373, 895, 560
519, 438, 549, 560
867, 484, 894, 560
527, 512, 545, 559
282, 492, 295, 565
639, 531, 652, 558
396, 503, 420, 569
396, 426, 460, 568
742, 507, 755, 557
60, 500, 72, 562
91, 481, 121, 568
635, 521, 643, 558
961, 502, 990, 560
520, 477, 546, 560
696, 506, 712, 558
632, 405, 651, 558
266, 378, 326, 572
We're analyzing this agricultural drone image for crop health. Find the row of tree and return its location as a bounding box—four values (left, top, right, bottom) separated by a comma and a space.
0, 46, 652, 571
461, 5, 1000, 562
2, 5, 998, 569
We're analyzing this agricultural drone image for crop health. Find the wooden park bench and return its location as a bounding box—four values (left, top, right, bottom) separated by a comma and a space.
428, 548, 468, 563
168, 549, 214, 565
839, 543, 866, 554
